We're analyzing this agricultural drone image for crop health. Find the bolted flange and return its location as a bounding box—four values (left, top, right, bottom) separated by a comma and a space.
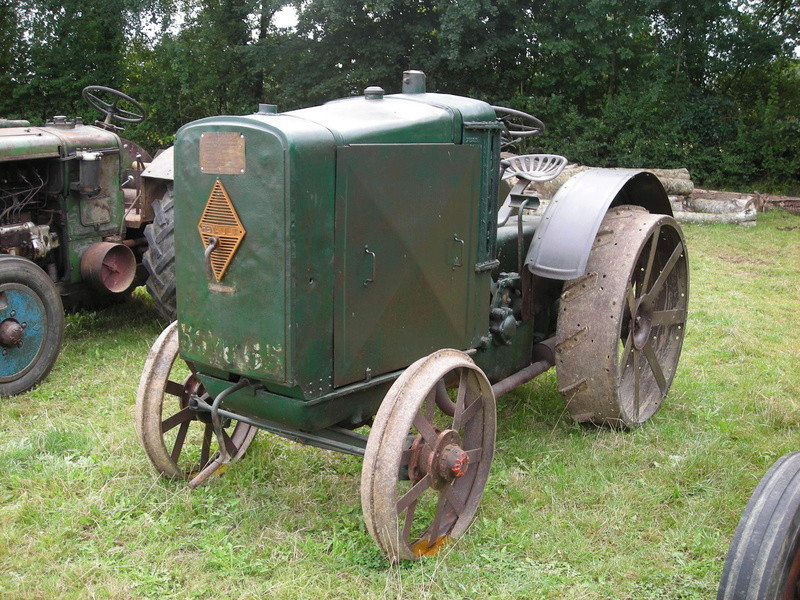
0, 319, 24, 348
408, 429, 470, 490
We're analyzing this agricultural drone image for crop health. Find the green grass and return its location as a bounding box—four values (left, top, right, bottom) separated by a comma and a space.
1, 209, 799, 599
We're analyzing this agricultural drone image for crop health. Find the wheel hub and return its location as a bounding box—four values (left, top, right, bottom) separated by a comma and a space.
409, 429, 470, 490
0, 318, 24, 347
182, 375, 212, 424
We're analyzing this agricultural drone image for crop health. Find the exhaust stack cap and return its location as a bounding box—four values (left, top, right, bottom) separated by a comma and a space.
402, 70, 426, 94
364, 86, 384, 100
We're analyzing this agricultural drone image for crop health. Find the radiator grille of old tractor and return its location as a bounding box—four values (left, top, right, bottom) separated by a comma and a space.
197, 178, 246, 282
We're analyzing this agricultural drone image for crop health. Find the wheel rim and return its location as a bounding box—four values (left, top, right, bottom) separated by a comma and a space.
0, 284, 48, 382
136, 322, 256, 479
362, 350, 496, 561
617, 219, 688, 424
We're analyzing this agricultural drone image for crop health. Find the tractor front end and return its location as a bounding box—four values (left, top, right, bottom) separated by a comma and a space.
170, 72, 501, 431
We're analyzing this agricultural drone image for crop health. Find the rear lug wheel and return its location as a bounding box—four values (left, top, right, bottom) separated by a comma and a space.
555, 205, 689, 428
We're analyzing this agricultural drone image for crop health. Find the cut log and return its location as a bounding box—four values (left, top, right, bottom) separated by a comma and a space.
673, 209, 756, 225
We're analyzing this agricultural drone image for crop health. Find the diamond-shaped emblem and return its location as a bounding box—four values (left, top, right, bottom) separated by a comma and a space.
198, 178, 246, 282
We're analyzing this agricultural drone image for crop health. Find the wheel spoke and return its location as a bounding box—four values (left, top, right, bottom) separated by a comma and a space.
412, 413, 438, 446
220, 428, 238, 457
643, 341, 668, 395
427, 492, 450, 544
164, 379, 184, 397
200, 423, 213, 467
619, 329, 634, 380
397, 474, 432, 514
451, 370, 468, 426
170, 421, 190, 462
641, 225, 661, 293
161, 406, 194, 432
401, 498, 418, 543
651, 308, 687, 327
445, 485, 466, 514
645, 243, 684, 299
117, 107, 140, 119
453, 396, 481, 430
626, 284, 637, 316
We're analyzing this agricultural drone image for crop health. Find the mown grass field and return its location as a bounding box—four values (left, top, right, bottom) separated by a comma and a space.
1, 210, 798, 600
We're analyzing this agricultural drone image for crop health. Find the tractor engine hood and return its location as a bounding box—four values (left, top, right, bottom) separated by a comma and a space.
0, 122, 122, 163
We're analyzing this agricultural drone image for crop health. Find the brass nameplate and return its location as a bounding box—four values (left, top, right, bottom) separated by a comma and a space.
199, 132, 245, 174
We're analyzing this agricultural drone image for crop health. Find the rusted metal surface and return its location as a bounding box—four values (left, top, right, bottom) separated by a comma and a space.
79, 242, 136, 293
361, 349, 495, 562
554, 206, 689, 427
491, 338, 556, 398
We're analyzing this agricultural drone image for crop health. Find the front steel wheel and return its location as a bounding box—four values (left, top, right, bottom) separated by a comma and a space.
718, 452, 800, 600
361, 349, 496, 562
555, 205, 689, 427
135, 321, 256, 480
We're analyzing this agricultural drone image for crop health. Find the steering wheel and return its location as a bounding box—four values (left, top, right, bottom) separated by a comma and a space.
492, 105, 545, 150
82, 86, 147, 124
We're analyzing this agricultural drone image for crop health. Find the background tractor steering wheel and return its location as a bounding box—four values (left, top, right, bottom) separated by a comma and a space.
82, 85, 147, 125
492, 105, 545, 150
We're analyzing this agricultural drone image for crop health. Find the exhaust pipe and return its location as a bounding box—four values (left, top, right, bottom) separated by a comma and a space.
80, 242, 137, 294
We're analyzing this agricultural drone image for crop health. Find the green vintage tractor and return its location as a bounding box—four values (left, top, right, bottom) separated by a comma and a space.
0, 86, 175, 395
135, 70, 689, 561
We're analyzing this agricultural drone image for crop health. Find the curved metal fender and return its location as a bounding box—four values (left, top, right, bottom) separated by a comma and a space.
524, 169, 672, 280
141, 145, 174, 181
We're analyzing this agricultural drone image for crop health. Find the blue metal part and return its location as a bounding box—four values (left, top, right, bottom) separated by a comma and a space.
0, 287, 47, 381
524, 170, 672, 280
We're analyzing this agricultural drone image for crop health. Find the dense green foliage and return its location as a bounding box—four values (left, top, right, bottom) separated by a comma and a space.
1, 0, 798, 192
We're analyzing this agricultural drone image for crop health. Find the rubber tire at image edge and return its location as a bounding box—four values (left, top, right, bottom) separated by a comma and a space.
143, 185, 176, 322
0, 256, 64, 396
718, 452, 800, 600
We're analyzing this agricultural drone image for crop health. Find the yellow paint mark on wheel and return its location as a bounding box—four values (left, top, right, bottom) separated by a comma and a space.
411, 536, 449, 557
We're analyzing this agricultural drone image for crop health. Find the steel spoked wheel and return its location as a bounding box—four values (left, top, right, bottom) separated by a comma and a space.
361, 349, 496, 562
556, 205, 689, 428
135, 321, 256, 481
718, 452, 800, 600
0, 256, 64, 396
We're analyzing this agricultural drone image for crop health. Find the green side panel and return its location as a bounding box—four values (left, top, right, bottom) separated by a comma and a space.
334, 143, 482, 386
175, 121, 289, 382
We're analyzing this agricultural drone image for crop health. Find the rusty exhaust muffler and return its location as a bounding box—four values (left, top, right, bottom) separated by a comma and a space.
80, 241, 137, 294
